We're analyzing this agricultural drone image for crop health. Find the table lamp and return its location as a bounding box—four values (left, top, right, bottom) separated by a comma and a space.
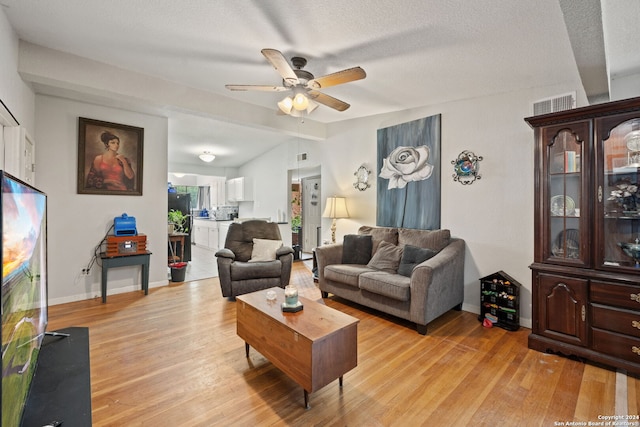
322, 196, 349, 243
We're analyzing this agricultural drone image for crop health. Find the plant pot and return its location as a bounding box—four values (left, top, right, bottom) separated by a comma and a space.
169, 262, 187, 282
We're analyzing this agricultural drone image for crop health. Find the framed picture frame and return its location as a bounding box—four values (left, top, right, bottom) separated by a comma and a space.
376, 114, 441, 230
77, 117, 144, 195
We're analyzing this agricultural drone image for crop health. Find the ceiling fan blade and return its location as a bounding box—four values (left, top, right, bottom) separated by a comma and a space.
306, 67, 366, 90
261, 48, 299, 86
307, 90, 351, 112
225, 84, 288, 92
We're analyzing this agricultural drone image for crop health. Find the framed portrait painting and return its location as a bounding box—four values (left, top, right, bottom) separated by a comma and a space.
77, 117, 144, 195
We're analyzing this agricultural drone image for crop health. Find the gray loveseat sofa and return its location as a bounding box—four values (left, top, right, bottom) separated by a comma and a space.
315, 226, 465, 334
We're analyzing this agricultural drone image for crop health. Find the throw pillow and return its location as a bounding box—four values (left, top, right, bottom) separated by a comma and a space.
249, 238, 283, 262
342, 234, 373, 265
366, 240, 403, 273
359, 226, 399, 254
397, 245, 438, 277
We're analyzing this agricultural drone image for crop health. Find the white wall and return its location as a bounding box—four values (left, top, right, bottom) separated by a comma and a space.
0, 10, 35, 138
35, 95, 169, 304
610, 72, 640, 101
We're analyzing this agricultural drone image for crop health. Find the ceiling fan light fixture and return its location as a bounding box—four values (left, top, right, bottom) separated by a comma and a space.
293, 92, 309, 111
306, 99, 319, 113
278, 96, 293, 114
199, 151, 215, 162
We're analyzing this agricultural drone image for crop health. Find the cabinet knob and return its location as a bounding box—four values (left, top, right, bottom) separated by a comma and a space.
631, 293, 640, 303
633, 320, 640, 330
633, 346, 640, 356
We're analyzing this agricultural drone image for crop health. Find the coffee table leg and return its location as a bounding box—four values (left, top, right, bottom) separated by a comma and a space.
245, 342, 250, 357
339, 375, 343, 387
304, 390, 310, 409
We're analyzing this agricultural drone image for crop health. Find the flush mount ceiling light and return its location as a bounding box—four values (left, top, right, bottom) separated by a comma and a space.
199, 152, 215, 162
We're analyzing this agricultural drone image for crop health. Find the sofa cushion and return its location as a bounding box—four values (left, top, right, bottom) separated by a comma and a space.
249, 238, 283, 262
359, 271, 411, 301
398, 245, 438, 277
358, 226, 398, 254
398, 228, 451, 252
342, 234, 373, 264
325, 264, 376, 287
366, 241, 403, 273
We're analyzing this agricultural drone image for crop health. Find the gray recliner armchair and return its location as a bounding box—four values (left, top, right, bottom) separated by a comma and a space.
215, 220, 294, 298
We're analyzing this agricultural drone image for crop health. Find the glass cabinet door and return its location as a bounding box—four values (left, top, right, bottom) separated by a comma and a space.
596, 115, 640, 271
543, 122, 590, 266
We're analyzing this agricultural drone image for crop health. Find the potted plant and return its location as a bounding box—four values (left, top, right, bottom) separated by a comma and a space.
168, 209, 189, 233
291, 214, 301, 233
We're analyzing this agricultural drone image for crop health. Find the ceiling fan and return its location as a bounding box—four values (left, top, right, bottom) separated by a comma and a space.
225, 48, 366, 116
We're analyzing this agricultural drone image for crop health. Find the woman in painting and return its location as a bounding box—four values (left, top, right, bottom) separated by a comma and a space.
85, 131, 135, 191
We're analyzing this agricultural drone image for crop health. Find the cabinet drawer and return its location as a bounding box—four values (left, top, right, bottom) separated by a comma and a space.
591, 304, 640, 338
592, 328, 640, 364
591, 281, 640, 310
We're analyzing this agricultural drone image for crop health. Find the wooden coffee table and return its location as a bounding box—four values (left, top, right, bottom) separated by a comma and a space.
236, 287, 359, 408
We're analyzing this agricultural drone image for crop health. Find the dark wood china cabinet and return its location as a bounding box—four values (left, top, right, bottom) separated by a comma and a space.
525, 96, 640, 375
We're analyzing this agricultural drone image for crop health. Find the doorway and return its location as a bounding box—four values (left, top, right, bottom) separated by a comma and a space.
301, 176, 321, 253
289, 166, 321, 260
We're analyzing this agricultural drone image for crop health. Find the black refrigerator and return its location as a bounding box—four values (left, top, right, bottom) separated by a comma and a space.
168, 193, 192, 262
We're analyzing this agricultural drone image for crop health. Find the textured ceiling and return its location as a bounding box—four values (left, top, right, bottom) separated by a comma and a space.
3, 0, 638, 169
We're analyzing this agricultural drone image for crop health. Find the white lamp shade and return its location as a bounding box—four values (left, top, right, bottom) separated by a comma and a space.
322, 196, 350, 219
278, 96, 293, 114
293, 93, 309, 111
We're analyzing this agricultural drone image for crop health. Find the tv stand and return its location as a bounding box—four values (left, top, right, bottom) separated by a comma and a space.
21, 327, 92, 427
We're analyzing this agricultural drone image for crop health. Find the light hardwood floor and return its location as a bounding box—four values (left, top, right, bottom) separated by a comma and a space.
48, 262, 640, 426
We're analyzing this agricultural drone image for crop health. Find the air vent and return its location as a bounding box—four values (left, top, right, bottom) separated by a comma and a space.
533, 92, 576, 115
297, 153, 307, 161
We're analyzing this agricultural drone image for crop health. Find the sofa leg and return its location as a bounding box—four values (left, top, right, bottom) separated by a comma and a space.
321, 291, 329, 298
454, 303, 462, 311
416, 324, 427, 335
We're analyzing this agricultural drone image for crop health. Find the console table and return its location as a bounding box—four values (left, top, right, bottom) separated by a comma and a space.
100, 251, 151, 303
168, 232, 188, 262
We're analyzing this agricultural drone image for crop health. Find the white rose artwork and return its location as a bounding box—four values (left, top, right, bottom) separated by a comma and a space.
379, 145, 434, 189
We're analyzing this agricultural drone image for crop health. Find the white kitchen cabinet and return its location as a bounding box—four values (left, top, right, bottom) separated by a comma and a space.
208, 227, 219, 252
194, 222, 209, 247
3, 126, 35, 185
193, 219, 219, 251
211, 179, 226, 206
226, 177, 253, 202
218, 221, 231, 249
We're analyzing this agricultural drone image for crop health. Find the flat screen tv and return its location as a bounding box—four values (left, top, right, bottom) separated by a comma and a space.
1, 171, 47, 426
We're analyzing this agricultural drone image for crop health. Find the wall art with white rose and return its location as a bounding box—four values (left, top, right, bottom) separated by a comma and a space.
376, 114, 441, 229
